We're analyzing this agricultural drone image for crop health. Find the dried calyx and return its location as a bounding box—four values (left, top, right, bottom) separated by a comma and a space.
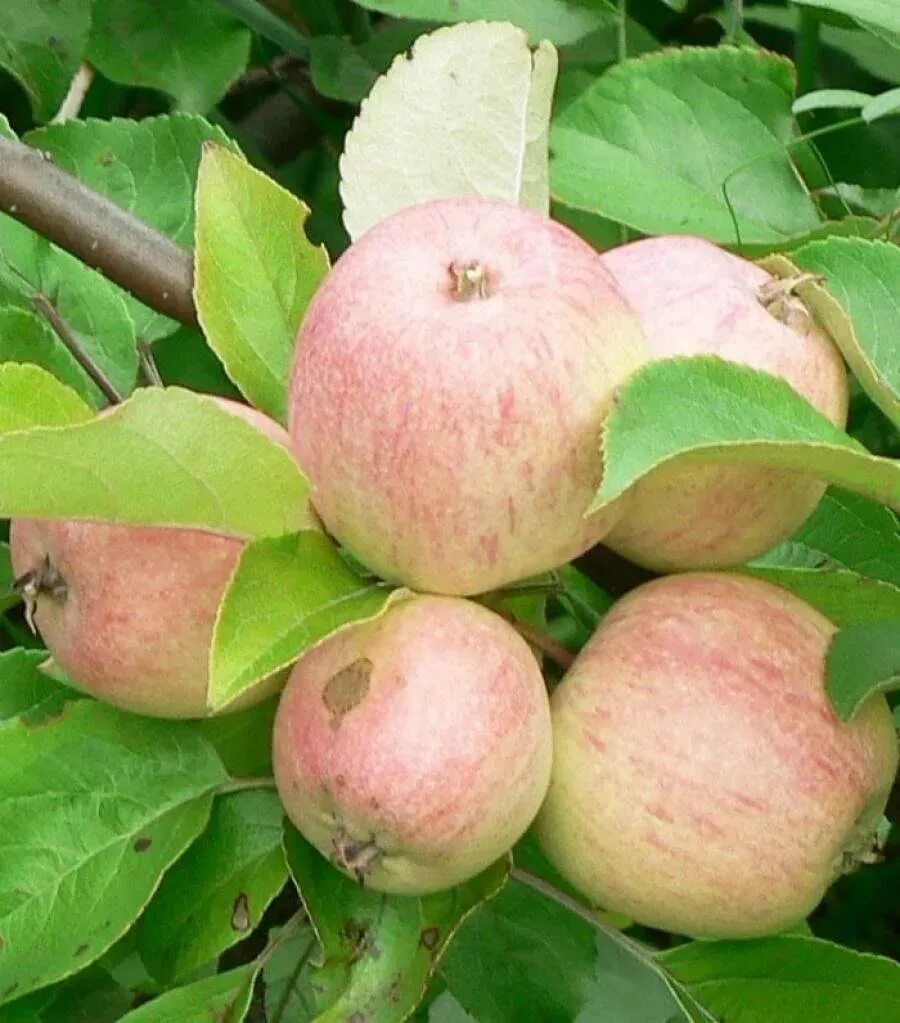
13, 557, 67, 632
332, 828, 384, 883
757, 272, 823, 328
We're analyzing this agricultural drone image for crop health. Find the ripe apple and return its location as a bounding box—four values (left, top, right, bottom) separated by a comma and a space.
10, 398, 315, 719
601, 235, 849, 571
273, 595, 553, 894
536, 572, 898, 939
289, 196, 647, 596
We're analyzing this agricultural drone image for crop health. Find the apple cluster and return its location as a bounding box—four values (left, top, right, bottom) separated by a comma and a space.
12, 196, 897, 939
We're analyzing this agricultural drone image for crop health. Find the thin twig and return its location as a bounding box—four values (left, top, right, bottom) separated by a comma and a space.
504, 614, 575, 670
137, 339, 164, 387
51, 63, 95, 124
0, 135, 196, 325
31, 293, 123, 403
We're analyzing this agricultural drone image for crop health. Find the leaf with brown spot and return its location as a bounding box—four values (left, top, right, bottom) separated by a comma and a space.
284, 824, 508, 1022
133, 837, 152, 853
0, 702, 226, 1007
323, 658, 374, 728
137, 790, 287, 986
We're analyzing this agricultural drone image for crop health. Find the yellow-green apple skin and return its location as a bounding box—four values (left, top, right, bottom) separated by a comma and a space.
289, 195, 647, 596
273, 595, 553, 894
537, 572, 898, 938
601, 235, 849, 571
10, 398, 315, 719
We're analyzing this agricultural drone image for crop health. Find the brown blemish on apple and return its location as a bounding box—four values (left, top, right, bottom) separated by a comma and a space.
323, 658, 373, 728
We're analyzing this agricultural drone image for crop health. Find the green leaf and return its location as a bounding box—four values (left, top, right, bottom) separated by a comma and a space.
138, 790, 287, 984
27, 115, 241, 344
262, 922, 319, 1023
792, 88, 872, 114
763, 488, 900, 587
0, 0, 91, 122
741, 564, 900, 627
661, 935, 900, 1022
551, 46, 821, 246
87, 0, 252, 113
556, 564, 615, 633
863, 86, 900, 122
340, 22, 558, 240
443, 874, 694, 1023
744, 489, 900, 626
0, 543, 18, 616
209, 532, 397, 710
826, 621, 900, 721
764, 241, 900, 428
284, 826, 508, 1022
3, 966, 133, 1023
116, 964, 257, 1023
152, 326, 240, 398
352, 0, 615, 45
745, 6, 900, 84
0, 363, 92, 432
194, 144, 329, 423
0, 307, 103, 407
0, 701, 227, 1004
193, 696, 278, 777
0, 387, 309, 538
0, 649, 78, 724
791, 0, 900, 48
593, 357, 900, 514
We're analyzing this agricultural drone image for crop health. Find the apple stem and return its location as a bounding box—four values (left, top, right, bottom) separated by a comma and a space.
449, 261, 492, 301
510, 618, 576, 670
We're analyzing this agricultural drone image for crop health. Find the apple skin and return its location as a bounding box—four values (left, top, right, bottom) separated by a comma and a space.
10, 398, 315, 719
289, 196, 647, 596
273, 595, 553, 894
600, 235, 849, 571
536, 573, 898, 939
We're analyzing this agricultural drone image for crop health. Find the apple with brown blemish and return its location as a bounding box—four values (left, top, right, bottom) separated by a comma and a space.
536, 572, 898, 938
600, 235, 849, 571
273, 595, 553, 893
288, 195, 647, 596
10, 398, 316, 719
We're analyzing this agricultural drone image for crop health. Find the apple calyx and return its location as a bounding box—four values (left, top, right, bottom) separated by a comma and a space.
13, 556, 68, 632
757, 272, 822, 328
332, 827, 384, 883
449, 260, 492, 301
836, 818, 887, 878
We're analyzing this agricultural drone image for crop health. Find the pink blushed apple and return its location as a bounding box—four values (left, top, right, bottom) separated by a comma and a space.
10, 398, 316, 719
273, 595, 553, 894
537, 572, 897, 938
601, 235, 849, 571
289, 196, 647, 596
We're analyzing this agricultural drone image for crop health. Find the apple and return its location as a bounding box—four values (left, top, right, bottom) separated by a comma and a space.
601, 235, 849, 571
273, 595, 553, 894
536, 572, 898, 939
288, 196, 647, 596
10, 397, 315, 719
